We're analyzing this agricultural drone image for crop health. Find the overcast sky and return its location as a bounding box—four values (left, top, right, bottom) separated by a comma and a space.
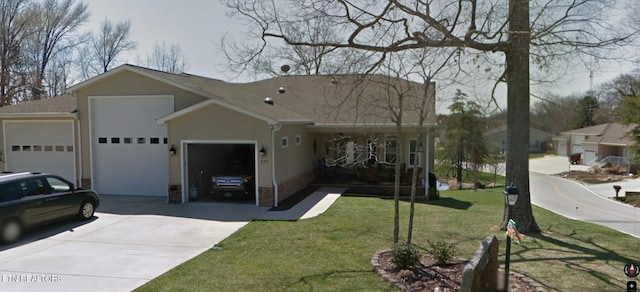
83, 0, 637, 111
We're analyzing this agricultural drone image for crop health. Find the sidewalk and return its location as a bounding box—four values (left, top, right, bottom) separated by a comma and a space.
257, 187, 347, 220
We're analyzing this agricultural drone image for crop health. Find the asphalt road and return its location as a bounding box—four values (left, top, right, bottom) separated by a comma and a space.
530, 172, 640, 238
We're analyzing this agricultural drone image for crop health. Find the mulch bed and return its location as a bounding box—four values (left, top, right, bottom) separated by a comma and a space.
373, 250, 545, 291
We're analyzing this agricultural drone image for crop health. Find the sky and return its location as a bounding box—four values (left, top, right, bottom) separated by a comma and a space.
82, 0, 637, 112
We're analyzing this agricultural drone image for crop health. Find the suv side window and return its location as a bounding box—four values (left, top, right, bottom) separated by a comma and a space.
20, 178, 51, 197
0, 182, 21, 202
45, 177, 71, 193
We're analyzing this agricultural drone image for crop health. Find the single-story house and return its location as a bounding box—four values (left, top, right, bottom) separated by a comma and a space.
553, 123, 636, 166
0, 64, 436, 206
484, 125, 554, 153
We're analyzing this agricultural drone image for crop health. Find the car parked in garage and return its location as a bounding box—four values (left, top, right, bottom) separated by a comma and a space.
0, 172, 100, 244
210, 160, 254, 199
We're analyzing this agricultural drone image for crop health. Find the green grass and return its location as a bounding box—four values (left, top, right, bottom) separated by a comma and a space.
137, 189, 639, 292
476, 171, 505, 184
529, 153, 547, 159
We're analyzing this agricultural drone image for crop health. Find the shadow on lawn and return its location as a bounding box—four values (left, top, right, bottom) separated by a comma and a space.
345, 194, 472, 210
288, 269, 381, 290
509, 231, 636, 290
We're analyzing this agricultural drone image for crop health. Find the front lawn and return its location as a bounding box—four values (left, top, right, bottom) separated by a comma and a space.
137, 189, 638, 291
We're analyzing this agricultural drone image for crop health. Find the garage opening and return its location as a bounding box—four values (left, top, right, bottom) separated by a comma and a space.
185, 143, 256, 203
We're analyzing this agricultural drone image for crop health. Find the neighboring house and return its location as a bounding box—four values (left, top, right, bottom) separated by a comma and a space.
484, 125, 553, 153
0, 64, 436, 206
553, 123, 636, 166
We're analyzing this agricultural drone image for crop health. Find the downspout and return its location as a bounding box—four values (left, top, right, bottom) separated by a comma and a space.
74, 110, 82, 188
271, 124, 281, 207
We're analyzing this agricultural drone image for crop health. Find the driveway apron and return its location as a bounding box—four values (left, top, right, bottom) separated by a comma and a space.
0, 195, 268, 292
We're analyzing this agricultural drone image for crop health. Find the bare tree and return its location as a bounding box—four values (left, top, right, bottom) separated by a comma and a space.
0, 0, 30, 105
142, 42, 189, 74
223, 0, 635, 233
24, 0, 88, 99
592, 72, 640, 123
86, 18, 136, 75
221, 17, 376, 78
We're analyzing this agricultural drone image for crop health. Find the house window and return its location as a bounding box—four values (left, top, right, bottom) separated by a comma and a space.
409, 139, 418, 166
55, 146, 64, 152
150, 138, 160, 144
137, 137, 146, 144
11, 145, 20, 152
111, 137, 120, 144
345, 141, 355, 165
98, 137, 107, 144
295, 135, 301, 145
282, 136, 288, 148
33, 145, 42, 151
163, 138, 168, 144
384, 137, 397, 163
124, 137, 132, 144
22, 146, 31, 151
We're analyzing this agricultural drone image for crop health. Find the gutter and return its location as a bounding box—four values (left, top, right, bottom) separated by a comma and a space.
271, 124, 281, 207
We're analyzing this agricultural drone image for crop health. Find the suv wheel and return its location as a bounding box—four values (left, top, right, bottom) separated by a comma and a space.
1, 219, 22, 244
78, 200, 95, 220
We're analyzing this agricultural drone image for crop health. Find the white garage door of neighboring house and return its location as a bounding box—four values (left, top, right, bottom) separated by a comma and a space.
583, 145, 598, 166
90, 96, 173, 196
557, 141, 567, 156
4, 121, 76, 183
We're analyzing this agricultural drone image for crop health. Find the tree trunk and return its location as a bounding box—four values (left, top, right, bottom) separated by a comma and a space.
407, 133, 423, 244
502, 0, 540, 233
393, 96, 403, 244
456, 136, 463, 189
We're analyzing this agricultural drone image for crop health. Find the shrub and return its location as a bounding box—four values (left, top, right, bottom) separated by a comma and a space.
391, 242, 421, 269
429, 240, 457, 265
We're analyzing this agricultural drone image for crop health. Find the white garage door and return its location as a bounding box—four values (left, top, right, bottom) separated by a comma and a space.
4, 121, 76, 182
91, 96, 173, 196
557, 141, 567, 156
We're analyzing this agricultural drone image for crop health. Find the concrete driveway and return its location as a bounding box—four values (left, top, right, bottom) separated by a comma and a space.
0, 195, 268, 292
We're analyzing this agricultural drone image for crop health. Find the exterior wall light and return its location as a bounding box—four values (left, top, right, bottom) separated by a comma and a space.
259, 146, 267, 158
169, 145, 177, 156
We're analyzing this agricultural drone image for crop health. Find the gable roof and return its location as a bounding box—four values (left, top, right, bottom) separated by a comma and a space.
580, 123, 635, 146
0, 95, 76, 117
561, 123, 611, 136
70, 64, 436, 128
70, 65, 312, 125
484, 124, 554, 137
237, 74, 436, 127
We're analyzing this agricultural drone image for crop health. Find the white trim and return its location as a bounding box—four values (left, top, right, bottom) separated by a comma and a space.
2, 120, 77, 183
156, 98, 283, 126
0, 113, 76, 118
88, 95, 174, 193
179, 140, 260, 206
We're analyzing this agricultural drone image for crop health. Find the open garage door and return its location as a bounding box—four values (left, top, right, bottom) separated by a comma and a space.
4, 121, 76, 183
184, 142, 257, 203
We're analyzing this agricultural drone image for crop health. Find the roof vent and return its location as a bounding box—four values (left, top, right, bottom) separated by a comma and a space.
264, 97, 274, 105
278, 87, 285, 94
